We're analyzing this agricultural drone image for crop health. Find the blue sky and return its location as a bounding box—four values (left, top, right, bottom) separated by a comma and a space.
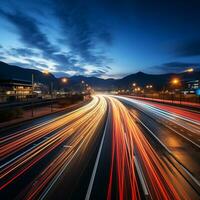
0, 0, 200, 78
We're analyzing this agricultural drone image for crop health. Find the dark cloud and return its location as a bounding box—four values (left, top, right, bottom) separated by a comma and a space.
10, 59, 50, 71
9, 61, 35, 69
89, 65, 112, 77
0, 55, 6, 60
9, 48, 39, 57
1, 10, 57, 54
89, 70, 108, 77
153, 62, 200, 73
175, 39, 200, 57
54, 0, 112, 67
24, 58, 50, 69
0, 9, 76, 69
0, 6, 112, 77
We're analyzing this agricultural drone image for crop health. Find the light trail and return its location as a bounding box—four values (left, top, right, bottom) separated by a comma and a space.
1, 95, 199, 199
106, 96, 192, 200
115, 96, 200, 146
0, 97, 100, 159
0, 96, 107, 199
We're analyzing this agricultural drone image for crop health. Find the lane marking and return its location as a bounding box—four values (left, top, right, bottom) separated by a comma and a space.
134, 115, 200, 189
134, 156, 149, 196
164, 124, 200, 149
135, 116, 173, 154
63, 145, 72, 148
85, 109, 109, 200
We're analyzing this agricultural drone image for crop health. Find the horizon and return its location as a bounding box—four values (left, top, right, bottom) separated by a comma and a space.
0, 0, 200, 78
1, 60, 200, 81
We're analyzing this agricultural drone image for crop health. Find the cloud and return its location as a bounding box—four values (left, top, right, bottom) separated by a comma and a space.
0, 55, 6, 60
153, 62, 200, 73
175, 39, 200, 57
54, 0, 113, 67
0, 9, 76, 68
9, 48, 39, 57
1, 10, 57, 54
89, 70, 108, 77
10, 59, 50, 71
0, 3, 112, 77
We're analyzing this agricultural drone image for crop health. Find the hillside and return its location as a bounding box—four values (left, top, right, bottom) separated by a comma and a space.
0, 61, 200, 90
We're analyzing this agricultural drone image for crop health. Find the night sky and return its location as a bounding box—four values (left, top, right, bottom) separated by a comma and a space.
0, 0, 200, 78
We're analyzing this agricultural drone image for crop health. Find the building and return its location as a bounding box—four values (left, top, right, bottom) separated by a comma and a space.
184, 80, 200, 94
0, 79, 32, 102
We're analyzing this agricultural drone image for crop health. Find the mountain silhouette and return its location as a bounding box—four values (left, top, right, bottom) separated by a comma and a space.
0, 61, 199, 90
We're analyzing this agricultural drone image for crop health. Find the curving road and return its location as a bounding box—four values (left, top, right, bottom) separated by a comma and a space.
1, 95, 200, 200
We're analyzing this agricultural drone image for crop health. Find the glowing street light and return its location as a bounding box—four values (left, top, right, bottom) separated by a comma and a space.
146, 84, 153, 89
186, 68, 194, 73
132, 83, 136, 87
61, 77, 68, 83
171, 78, 180, 85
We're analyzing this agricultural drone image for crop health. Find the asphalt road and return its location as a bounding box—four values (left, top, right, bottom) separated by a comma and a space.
1, 95, 200, 200
0, 96, 107, 200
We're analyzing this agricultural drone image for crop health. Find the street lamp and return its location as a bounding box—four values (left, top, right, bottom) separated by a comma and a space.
171, 78, 181, 103
171, 78, 180, 86
61, 78, 68, 97
185, 68, 194, 73
61, 77, 68, 83
132, 83, 137, 95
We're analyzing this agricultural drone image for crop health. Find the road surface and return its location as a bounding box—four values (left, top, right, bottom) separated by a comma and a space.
1, 95, 200, 200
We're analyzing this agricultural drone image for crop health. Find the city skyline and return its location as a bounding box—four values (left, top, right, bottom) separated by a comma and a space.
0, 0, 200, 78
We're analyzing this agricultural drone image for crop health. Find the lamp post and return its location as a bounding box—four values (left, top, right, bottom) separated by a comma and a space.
42, 70, 54, 112
132, 83, 136, 95
145, 85, 153, 98
171, 78, 181, 103
61, 78, 68, 97
81, 80, 86, 93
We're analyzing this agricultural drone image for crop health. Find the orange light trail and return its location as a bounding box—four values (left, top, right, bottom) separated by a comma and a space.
0, 96, 107, 199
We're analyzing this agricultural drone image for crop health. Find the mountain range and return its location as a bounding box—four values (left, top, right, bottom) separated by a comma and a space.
0, 61, 200, 91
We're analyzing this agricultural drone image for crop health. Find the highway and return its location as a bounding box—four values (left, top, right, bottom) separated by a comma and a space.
1, 95, 200, 200
0, 96, 107, 199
